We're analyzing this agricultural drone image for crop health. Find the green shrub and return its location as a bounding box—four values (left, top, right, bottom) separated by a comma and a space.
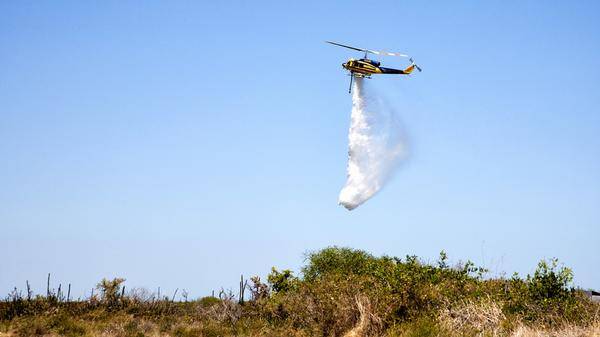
302, 247, 387, 282
198, 296, 220, 307
268, 268, 298, 293
527, 258, 573, 302
503, 258, 593, 324
298, 247, 488, 320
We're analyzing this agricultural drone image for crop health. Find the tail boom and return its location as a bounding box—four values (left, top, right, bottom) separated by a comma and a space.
379, 65, 414, 74
380, 58, 421, 75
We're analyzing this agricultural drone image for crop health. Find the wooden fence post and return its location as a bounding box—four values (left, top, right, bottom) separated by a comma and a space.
26, 280, 32, 301
239, 274, 247, 304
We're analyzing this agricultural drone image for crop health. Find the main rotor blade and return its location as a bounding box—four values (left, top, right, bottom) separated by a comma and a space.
369, 50, 409, 57
326, 41, 409, 58
325, 41, 366, 53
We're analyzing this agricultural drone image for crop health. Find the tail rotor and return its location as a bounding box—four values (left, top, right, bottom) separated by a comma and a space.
410, 58, 422, 72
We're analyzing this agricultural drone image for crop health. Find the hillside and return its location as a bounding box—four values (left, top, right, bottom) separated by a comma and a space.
1, 247, 598, 337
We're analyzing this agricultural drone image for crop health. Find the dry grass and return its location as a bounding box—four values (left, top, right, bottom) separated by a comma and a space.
1, 300, 598, 337
509, 321, 600, 337
343, 296, 383, 337
439, 296, 506, 335
439, 298, 600, 337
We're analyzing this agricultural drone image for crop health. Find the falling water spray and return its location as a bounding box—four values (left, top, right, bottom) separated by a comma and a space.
338, 77, 408, 210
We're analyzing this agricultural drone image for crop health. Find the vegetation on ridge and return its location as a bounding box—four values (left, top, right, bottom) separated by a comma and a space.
1, 247, 598, 336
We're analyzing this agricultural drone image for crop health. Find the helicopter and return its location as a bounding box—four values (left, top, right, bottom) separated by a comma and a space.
326, 41, 422, 93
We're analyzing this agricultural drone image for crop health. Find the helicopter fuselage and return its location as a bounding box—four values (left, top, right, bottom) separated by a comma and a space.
343, 58, 381, 76
342, 58, 415, 77
327, 41, 421, 93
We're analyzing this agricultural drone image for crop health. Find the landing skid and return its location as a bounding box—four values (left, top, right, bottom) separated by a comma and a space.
348, 72, 371, 93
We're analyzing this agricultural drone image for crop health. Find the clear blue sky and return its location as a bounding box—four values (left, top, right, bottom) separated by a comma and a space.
1, 1, 599, 299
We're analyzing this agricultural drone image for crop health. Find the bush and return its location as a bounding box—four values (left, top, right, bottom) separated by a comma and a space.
302, 247, 387, 282
504, 258, 593, 324
97, 277, 126, 309
198, 296, 220, 307
267, 268, 298, 293
527, 258, 573, 302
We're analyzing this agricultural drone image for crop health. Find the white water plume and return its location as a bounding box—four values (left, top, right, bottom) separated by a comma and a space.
339, 77, 408, 210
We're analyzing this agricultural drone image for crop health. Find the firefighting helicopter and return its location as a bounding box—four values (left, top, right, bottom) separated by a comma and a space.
326, 41, 422, 93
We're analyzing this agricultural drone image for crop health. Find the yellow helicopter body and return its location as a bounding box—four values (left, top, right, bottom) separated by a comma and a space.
327, 41, 421, 92
342, 58, 417, 77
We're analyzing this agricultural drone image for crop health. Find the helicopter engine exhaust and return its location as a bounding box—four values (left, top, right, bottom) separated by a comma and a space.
338, 77, 408, 210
